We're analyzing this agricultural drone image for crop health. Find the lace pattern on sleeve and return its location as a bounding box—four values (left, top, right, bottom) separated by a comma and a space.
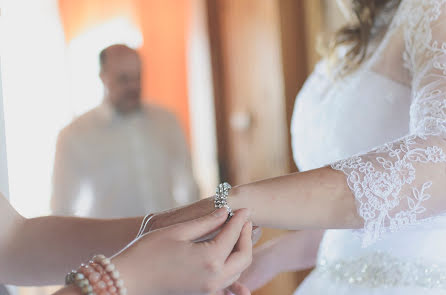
331, 0, 446, 247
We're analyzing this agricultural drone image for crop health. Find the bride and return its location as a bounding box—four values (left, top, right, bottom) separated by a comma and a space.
147, 0, 446, 294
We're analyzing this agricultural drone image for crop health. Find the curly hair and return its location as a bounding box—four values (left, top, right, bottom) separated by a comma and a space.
328, 0, 401, 75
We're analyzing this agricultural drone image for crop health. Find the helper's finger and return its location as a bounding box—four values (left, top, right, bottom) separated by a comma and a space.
221, 221, 253, 281
213, 209, 251, 259
171, 208, 228, 241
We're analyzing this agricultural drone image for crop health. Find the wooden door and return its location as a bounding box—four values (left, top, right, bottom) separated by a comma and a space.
207, 0, 318, 294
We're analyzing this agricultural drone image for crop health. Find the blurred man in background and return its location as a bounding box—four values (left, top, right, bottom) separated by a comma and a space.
51, 44, 198, 218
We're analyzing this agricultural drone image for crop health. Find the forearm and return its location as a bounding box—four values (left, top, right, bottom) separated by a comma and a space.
229, 167, 362, 230
2, 216, 142, 286
151, 167, 360, 234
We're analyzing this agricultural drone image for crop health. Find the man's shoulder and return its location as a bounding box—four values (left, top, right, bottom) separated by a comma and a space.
59, 107, 104, 139
143, 103, 178, 125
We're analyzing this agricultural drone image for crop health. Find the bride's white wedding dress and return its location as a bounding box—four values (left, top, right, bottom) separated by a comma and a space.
291, 0, 446, 294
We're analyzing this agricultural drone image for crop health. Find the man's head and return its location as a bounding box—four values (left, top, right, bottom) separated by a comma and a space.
99, 44, 142, 114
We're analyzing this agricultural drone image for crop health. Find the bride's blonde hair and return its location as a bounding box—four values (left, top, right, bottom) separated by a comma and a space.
326, 0, 401, 75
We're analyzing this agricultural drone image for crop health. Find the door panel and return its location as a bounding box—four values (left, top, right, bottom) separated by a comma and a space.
207, 0, 315, 294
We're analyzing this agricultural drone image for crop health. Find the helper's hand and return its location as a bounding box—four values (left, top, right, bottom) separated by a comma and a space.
144, 197, 262, 244
112, 208, 253, 295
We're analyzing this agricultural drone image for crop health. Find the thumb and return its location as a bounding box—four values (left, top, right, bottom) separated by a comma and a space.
172, 208, 229, 241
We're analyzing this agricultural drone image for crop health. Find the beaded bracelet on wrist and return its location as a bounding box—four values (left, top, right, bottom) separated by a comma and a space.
65, 254, 127, 295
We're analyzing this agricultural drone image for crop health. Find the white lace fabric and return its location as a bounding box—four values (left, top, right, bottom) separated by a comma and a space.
330, 0, 446, 247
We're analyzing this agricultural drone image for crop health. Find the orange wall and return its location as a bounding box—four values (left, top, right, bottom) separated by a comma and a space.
58, 0, 192, 140
137, 0, 191, 140
58, 0, 139, 42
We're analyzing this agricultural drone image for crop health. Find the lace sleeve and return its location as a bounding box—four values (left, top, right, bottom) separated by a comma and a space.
331, 0, 446, 246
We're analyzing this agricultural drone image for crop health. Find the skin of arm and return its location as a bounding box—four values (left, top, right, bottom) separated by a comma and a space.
52, 209, 253, 295
229, 167, 362, 229
0, 194, 142, 285
150, 167, 362, 231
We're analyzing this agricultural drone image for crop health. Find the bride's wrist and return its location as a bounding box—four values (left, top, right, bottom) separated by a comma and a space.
227, 184, 248, 213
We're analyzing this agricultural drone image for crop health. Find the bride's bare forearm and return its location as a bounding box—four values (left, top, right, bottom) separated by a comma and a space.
229, 167, 362, 229
3, 216, 141, 285
149, 168, 360, 234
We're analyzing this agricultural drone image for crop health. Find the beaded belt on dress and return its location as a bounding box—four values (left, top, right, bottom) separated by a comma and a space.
315, 252, 446, 289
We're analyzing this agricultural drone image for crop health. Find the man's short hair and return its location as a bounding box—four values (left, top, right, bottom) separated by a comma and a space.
99, 48, 108, 72
99, 44, 135, 72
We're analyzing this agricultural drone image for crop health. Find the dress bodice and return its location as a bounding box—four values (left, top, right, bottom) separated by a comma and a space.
292, 57, 446, 264
292, 0, 446, 292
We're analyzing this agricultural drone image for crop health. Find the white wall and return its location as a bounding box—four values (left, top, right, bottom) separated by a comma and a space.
0, 0, 143, 217
187, 0, 220, 195
0, 0, 70, 217
0, 60, 10, 200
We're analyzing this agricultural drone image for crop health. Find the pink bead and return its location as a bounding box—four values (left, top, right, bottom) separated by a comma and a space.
115, 279, 123, 288
108, 286, 117, 293
89, 272, 101, 283
99, 292, 110, 295
97, 281, 107, 289
83, 266, 93, 274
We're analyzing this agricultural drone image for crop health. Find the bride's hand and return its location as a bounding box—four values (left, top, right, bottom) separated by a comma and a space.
148, 198, 262, 244
148, 198, 215, 231
111, 208, 253, 295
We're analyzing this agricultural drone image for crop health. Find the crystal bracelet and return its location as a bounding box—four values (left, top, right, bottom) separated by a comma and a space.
214, 182, 234, 218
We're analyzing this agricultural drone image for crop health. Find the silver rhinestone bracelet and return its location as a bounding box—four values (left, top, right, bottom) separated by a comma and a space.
214, 182, 234, 219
